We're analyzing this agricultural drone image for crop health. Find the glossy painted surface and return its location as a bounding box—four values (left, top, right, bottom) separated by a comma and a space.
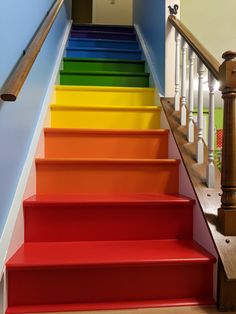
54, 85, 155, 107
63, 58, 145, 73
50, 105, 161, 129
6, 23, 215, 313
68, 38, 139, 50
36, 158, 180, 195
44, 128, 169, 159
60, 71, 149, 87
24, 194, 193, 242
66, 47, 142, 60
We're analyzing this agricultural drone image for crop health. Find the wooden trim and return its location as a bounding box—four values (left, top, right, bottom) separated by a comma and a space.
161, 97, 236, 281
168, 15, 220, 81
0, 0, 64, 102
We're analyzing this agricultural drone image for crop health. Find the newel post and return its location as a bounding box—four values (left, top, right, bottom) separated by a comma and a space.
218, 51, 236, 235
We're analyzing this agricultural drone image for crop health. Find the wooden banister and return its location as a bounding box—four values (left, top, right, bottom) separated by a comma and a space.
168, 15, 220, 81
218, 51, 236, 235
0, 0, 64, 102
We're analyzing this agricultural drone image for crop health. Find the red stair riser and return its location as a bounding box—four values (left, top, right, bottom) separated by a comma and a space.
44, 129, 169, 159
24, 202, 193, 242
36, 160, 180, 195
8, 263, 213, 307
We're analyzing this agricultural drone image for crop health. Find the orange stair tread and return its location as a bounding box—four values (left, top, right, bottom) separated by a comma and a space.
44, 128, 169, 136
24, 193, 195, 205
36, 158, 180, 165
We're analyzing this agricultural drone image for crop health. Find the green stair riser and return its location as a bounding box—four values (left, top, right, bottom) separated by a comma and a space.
60, 73, 149, 88
63, 59, 145, 73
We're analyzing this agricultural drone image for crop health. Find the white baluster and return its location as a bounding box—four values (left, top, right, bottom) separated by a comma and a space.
197, 59, 205, 163
207, 73, 216, 188
180, 39, 188, 125
188, 48, 195, 142
174, 31, 181, 111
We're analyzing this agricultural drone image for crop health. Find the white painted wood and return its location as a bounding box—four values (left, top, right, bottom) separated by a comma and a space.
207, 72, 216, 188
0, 21, 72, 279
196, 59, 205, 163
187, 48, 195, 142
165, 0, 180, 97
174, 31, 181, 111
180, 39, 188, 125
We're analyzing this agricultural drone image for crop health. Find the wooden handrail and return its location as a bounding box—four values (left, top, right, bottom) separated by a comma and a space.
168, 15, 220, 81
0, 0, 64, 102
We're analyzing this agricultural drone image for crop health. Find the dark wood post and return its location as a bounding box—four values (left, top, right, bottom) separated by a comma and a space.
218, 51, 236, 235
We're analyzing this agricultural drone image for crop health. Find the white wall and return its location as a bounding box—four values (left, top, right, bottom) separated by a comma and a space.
181, 0, 236, 62
93, 0, 133, 25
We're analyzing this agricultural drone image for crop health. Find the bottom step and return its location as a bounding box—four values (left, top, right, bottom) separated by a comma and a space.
6, 298, 215, 314
7, 240, 215, 312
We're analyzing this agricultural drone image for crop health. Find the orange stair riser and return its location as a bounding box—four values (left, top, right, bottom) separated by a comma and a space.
44, 131, 169, 159
8, 263, 213, 307
36, 162, 179, 195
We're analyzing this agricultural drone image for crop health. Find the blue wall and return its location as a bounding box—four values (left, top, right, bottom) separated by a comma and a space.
133, 0, 165, 94
0, 1, 71, 235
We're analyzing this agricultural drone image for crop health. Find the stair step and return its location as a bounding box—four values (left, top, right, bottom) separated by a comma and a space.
63, 58, 145, 73
24, 194, 193, 242
68, 38, 139, 50
50, 105, 160, 129
7, 240, 215, 311
70, 30, 137, 41
60, 70, 149, 87
54, 85, 155, 107
44, 128, 169, 159
36, 158, 180, 195
72, 24, 135, 33
66, 47, 142, 60
6, 298, 216, 314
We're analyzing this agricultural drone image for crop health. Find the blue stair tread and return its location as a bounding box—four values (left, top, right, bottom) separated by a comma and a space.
69, 38, 138, 44
7, 240, 215, 269
71, 30, 136, 36
66, 47, 142, 53
24, 192, 194, 206
63, 57, 145, 64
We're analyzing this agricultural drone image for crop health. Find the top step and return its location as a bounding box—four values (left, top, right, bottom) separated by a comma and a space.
72, 24, 135, 34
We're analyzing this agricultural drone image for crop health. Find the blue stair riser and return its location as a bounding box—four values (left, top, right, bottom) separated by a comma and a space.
68, 39, 139, 50
72, 25, 135, 33
66, 49, 142, 61
70, 31, 137, 41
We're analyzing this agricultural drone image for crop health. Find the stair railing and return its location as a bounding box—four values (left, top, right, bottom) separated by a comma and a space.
0, 0, 64, 102
169, 15, 236, 236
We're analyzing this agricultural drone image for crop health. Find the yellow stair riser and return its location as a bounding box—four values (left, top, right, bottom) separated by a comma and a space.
51, 106, 161, 130
53, 86, 155, 107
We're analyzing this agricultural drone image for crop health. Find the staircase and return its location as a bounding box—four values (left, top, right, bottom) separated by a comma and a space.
6, 24, 216, 314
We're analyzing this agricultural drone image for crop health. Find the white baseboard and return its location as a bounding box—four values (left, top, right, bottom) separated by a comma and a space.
0, 20, 72, 279
134, 24, 163, 96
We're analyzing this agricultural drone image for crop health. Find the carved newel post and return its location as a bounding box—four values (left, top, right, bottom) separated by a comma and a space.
218, 51, 236, 235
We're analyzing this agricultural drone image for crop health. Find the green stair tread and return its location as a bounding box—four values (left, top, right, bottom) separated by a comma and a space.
60, 71, 149, 77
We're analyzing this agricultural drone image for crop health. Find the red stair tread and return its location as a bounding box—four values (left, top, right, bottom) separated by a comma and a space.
7, 240, 215, 269
24, 193, 195, 206
6, 297, 215, 314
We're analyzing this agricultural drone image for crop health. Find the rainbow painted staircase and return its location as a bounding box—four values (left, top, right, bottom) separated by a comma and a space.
6, 24, 216, 314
